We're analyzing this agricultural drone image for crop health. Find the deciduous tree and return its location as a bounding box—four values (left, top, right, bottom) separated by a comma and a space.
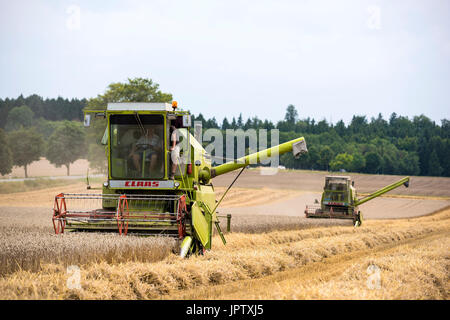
330, 153, 354, 172
5, 105, 34, 131
364, 152, 382, 174
7, 128, 44, 178
46, 121, 86, 176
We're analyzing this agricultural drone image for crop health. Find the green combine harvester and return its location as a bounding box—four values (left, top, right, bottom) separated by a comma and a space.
52, 102, 308, 256
305, 175, 410, 226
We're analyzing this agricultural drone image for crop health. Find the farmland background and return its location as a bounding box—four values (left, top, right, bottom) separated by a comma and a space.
1, 90, 449, 179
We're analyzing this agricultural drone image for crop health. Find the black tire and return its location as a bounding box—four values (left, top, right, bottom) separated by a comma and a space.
191, 238, 204, 255
353, 211, 362, 227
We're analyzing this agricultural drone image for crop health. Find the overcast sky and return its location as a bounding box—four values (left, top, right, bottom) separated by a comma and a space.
1, 0, 449, 125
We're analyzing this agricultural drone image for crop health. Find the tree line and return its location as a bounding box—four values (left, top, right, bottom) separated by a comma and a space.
192, 105, 450, 177
1, 79, 448, 177
0, 103, 86, 177
0, 79, 171, 177
0, 95, 86, 128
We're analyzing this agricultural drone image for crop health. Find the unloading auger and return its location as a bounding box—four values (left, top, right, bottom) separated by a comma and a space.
52, 102, 308, 256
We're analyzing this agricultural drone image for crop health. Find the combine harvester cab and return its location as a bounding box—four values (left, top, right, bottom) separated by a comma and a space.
305, 175, 410, 226
52, 102, 308, 257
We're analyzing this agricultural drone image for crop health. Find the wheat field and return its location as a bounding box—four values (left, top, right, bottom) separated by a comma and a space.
0, 226, 176, 274
0, 206, 448, 300
0, 171, 449, 300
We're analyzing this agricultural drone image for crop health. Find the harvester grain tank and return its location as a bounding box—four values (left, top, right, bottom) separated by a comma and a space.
52, 102, 308, 256
305, 175, 410, 226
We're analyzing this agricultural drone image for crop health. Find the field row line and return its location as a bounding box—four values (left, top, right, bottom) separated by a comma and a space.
167, 229, 449, 299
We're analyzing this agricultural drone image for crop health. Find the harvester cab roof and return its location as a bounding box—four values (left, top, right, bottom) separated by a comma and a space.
324, 175, 351, 187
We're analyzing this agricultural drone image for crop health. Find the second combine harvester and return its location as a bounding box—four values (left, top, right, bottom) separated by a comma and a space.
52, 102, 308, 257
305, 175, 410, 226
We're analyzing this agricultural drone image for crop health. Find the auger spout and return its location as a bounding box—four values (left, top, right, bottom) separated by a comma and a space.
354, 176, 410, 206
210, 137, 307, 178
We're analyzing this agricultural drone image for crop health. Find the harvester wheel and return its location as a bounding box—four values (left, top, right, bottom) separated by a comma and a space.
192, 239, 205, 255
353, 211, 363, 227
179, 237, 205, 258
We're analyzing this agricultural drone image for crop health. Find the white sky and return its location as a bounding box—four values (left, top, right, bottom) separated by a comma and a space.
0, 0, 449, 125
